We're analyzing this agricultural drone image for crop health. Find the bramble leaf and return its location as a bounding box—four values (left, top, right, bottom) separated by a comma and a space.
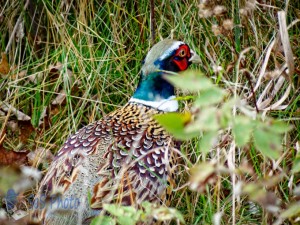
155, 112, 198, 140
232, 116, 254, 147
253, 128, 281, 159
90, 216, 115, 225
164, 70, 213, 91
186, 107, 219, 132
194, 87, 226, 107
268, 120, 292, 133
199, 131, 218, 154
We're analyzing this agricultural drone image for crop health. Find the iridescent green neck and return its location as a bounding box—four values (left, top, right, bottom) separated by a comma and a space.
132, 72, 175, 101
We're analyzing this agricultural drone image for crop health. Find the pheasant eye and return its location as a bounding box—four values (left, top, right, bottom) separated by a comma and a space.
178, 49, 186, 57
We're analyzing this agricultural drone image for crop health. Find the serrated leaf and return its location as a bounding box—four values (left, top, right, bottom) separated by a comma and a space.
103, 204, 143, 225
141, 201, 152, 216
142, 202, 184, 223
269, 120, 292, 133
103, 204, 125, 217
186, 107, 219, 133
117, 216, 137, 225
219, 98, 236, 127
154, 112, 198, 140
199, 131, 218, 154
253, 128, 281, 159
152, 207, 185, 223
90, 216, 115, 225
194, 87, 226, 107
232, 116, 254, 147
164, 70, 213, 91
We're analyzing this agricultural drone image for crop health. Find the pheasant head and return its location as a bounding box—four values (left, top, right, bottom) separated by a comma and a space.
130, 39, 200, 112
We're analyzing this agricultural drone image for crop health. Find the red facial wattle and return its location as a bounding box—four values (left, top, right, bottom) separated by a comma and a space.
173, 58, 188, 71
172, 45, 191, 71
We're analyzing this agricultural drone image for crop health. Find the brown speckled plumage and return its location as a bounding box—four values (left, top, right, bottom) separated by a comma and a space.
34, 103, 177, 224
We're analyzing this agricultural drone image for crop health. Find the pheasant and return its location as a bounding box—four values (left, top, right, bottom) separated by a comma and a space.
32, 39, 200, 224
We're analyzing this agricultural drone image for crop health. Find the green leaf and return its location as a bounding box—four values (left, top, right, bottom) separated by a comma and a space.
141, 201, 152, 216
90, 216, 115, 225
175, 95, 195, 101
154, 112, 198, 140
164, 70, 213, 91
268, 120, 292, 133
103, 204, 143, 225
141, 202, 185, 223
232, 116, 254, 147
152, 207, 185, 223
185, 107, 219, 133
219, 98, 236, 127
103, 204, 124, 217
194, 87, 226, 107
199, 131, 218, 154
117, 216, 137, 225
253, 128, 281, 159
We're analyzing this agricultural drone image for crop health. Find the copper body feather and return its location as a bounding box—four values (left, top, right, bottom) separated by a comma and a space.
34, 103, 178, 224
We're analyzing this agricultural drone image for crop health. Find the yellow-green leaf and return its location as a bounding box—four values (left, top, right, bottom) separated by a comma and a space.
155, 112, 198, 140
152, 207, 185, 223
90, 216, 115, 225
186, 107, 219, 132
253, 128, 281, 159
199, 131, 218, 154
194, 87, 226, 107
164, 70, 213, 91
232, 116, 254, 147
269, 120, 292, 134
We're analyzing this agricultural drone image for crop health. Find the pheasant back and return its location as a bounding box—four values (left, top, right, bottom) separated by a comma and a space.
33, 103, 179, 224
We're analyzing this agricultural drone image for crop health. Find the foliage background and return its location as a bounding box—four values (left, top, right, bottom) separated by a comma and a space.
0, 0, 300, 224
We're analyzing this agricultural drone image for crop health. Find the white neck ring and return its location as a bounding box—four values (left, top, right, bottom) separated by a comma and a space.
128, 96, 178, 112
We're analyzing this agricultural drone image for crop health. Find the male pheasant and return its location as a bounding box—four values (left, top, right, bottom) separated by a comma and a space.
32, 39, 200, 224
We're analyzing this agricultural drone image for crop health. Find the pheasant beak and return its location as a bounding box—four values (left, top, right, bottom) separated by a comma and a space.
189, 50, 201, 64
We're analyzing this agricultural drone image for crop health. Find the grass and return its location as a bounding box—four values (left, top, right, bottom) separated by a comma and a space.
0, 0, 300, 224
